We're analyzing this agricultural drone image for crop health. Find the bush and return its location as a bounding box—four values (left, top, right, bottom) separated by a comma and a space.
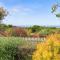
0, 37, 25, 60
17, 47, 35, 60
0, 37, 35, 60
12, 28, 27, 37
32, 34, 60, 60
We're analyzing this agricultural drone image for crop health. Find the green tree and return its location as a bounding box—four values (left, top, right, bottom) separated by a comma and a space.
31, 25, 41, 33
51, 1, 60, 17
0, 7, 8, 24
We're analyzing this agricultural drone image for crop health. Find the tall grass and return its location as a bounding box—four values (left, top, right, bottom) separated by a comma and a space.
0, 37, 28, 60
0, 37, 42, 60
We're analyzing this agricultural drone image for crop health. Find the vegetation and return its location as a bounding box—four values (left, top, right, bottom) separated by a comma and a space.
0, 24, 59, 37
51, 1, 60, 17
0, 37, 22, 60
0, 2, 60, 60
0, 7, 8, 24
0, 37, 36, 60
32, 33, 60, 60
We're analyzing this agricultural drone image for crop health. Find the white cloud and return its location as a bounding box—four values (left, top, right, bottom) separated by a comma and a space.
10, 5, 32, 15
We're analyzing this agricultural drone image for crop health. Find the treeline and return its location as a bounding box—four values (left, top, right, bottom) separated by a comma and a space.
0, 24, 60, 37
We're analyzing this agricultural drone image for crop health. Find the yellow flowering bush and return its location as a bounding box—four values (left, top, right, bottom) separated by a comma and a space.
32, 34, 60, 60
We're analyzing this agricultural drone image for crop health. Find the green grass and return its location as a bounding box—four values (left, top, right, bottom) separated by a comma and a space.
0, 37, 42, 60
0, 37, 29, 60
0, 37, 38, 60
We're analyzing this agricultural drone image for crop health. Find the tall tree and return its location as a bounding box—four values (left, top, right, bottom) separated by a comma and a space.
0, 7, 8, 24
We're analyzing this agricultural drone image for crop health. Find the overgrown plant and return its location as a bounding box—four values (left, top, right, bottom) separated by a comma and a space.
32, 34, 60, 60
0, 37, 24, 60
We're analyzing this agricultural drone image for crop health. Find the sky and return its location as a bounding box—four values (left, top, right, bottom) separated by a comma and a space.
0, 0, 60, 26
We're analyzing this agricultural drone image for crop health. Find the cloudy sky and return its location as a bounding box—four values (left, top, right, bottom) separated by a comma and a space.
0, 0, 60, 26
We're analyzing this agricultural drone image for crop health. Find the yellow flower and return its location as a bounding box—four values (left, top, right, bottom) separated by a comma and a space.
32, 33, 60, 60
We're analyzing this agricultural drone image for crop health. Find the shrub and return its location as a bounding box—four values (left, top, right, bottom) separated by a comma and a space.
0, 37, 35, 60
0, 37, 24, 60
12, 28, 27, 37
32, 34, 60, 60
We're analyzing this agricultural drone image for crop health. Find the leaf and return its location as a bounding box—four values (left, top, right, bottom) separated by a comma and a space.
56, 13, 60, 17
51, 4, 58, 13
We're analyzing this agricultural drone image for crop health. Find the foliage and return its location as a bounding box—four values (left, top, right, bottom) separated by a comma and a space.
0, 37, 30, 60
26, 29, 32, 37
0, 24, 59, 37
5, 28, 13, 36
0, 7, 8, 24
51, 3, 60, 17
56, 13, 60, 17
31, 25, 41, 33
12, 28, 27, 37
32, 34, 60, 60
51, 4, 58, 13
0, 37, 37, 60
